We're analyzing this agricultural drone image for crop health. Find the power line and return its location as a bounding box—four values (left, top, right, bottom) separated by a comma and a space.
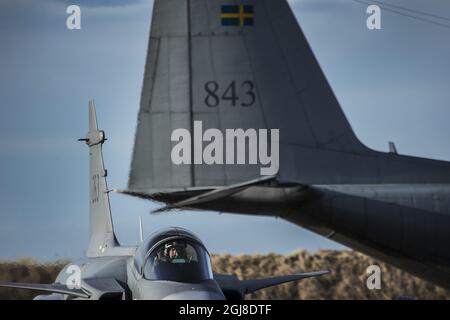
369, 0, 450, 22
350, 0, 450, 30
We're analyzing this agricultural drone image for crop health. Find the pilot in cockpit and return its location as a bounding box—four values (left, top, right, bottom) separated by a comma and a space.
154, 241, 193, 267
142, 236, 213, 283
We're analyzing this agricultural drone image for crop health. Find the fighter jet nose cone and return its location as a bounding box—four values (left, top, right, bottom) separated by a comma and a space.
163, 291, 225, 300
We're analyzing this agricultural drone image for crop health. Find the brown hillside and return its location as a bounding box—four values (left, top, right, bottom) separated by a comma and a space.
0, 251, 448, 300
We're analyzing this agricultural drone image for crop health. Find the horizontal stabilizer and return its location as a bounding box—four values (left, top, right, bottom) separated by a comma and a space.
152, 175, 276, 213
0, 281, 90, 298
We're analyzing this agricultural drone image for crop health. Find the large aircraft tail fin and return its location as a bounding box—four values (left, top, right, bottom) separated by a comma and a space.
128, 0, 373, 194
80, 101, 119, 257
127, 0, 450, 196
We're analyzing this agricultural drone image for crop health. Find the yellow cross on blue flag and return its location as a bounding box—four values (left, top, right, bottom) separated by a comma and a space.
221, 4, 254, 27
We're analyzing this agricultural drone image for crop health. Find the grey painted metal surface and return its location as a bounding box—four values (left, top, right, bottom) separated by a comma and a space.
129, 0, 450, 192
125, 0, 450, 290
80, 101, 120, 257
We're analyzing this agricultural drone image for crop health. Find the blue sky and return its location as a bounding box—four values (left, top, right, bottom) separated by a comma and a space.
1, 0, 450, 260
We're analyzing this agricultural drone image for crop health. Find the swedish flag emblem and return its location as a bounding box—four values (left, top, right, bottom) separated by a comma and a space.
221, 5, 254, 27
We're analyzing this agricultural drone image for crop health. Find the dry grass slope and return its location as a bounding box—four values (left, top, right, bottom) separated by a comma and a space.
1, 251, 449, 300
212, 250, 450, 299
0, 259, 69, 300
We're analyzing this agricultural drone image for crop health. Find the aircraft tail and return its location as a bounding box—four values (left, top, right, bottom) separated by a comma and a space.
80, 101, 119, 257
127, 0, 450, 196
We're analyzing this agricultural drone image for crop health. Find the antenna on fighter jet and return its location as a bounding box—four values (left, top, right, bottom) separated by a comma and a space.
139, 216, 144, 243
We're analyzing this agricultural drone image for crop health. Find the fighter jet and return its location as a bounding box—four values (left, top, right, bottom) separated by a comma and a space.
119, 0, 450, 290
0, 102, 328, 300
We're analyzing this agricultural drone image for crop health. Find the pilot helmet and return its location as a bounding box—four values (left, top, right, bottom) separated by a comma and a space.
164, 241, 184, 257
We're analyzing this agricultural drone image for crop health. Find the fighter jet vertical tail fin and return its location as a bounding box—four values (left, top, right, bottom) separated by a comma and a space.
80, 100, 119, 257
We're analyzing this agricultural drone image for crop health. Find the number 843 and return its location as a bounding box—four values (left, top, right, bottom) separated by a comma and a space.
204, 80, 256, 108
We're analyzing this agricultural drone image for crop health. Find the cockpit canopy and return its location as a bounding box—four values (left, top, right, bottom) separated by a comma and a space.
134, 228, 213, 283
